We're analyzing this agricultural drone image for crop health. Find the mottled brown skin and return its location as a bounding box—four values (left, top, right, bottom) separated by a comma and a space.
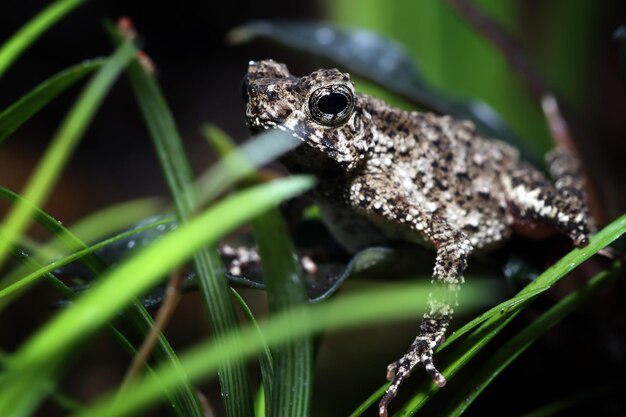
243, 60, 593, 416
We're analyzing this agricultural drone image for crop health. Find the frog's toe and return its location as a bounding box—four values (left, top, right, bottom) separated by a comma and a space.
379, 343, 445, 416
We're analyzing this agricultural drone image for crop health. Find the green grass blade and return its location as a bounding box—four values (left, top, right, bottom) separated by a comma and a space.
348, 385, 390, 417
0, 216, 173, 300
67, 279, 493, 417
0, 59, 105, 144
7, 241, 196, 417
0, 41, 134, 271
63, 197, 165, 244
444, 265, 622, 416
0, 176, 313, 417
231, 288, 274, 402
348, 213, 626, 416
111, 26, 255, 416
0, 187, 200, 417
253, 209, 313, 417
199, 125, 299, 203
0, 185, 108, 292
204, 122, 312, 417
0, 0, 88, 78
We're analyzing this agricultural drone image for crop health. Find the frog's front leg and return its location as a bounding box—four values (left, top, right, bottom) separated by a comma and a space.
349, 180, 473, 417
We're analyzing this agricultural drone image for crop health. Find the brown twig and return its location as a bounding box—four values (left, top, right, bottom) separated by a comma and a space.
447, 0, 606, 224
445, 0, 550, 102
120, 269, 185, 387
541, 94, 576, 151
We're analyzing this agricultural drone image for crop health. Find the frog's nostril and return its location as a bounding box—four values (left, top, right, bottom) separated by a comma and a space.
240, 77, 250, 103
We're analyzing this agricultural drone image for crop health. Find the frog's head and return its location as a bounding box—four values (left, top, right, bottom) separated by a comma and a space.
243, 60, 370, 172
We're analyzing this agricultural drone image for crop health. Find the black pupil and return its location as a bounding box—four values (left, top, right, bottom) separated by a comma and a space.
317, 92, 348, 115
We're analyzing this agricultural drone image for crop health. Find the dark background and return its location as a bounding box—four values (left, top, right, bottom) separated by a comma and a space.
1, 1, 625, 416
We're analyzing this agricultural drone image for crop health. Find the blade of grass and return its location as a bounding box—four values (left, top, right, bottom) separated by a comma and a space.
204, 122, 313, 417
110, 25, 255, 416
231, 288, 274, 401
393, 213, 626, 416
253, 209, 313, 417
0, 59, 105, 144
198, 125, 299, 203
7, 245, 198, 417
63, 197, 165, 244
0, 176, 314, 417
0, 0, 88, 78
0, 216, 173, 300
0, 188, 201, 417
444, 264, 622, 416
346, 213, 626, 416
67, 279, 494, 417
0, 41, 134, 271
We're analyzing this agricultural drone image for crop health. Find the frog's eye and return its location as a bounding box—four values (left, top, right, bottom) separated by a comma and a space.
308, 85, 355, 126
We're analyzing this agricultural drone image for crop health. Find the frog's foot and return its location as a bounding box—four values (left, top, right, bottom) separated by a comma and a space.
219, 244, 318, 277
378, 342, 445, 417
219, 244, 261, 277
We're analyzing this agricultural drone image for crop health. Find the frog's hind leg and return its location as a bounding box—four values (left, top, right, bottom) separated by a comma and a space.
505, 149, 592, 248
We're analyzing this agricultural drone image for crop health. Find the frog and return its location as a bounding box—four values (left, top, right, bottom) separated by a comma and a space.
242, 59, 593, 417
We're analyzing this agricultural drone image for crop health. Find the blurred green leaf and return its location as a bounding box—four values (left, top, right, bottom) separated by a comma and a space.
205, 121, 313, 417
0, 216, 173, 300
253, 210, 313, 417
393, 212, 626, 416
229, 21, 540, 165
0, 59, 105, 144
443, 264, 621, 416
0, 0, 87, 78
517, 384, 618, 417
0, 41, 134, 272
111, 25, 255, 416
231, 289, 274, 408
198, 127, 299, 204
67, 279, 493, 417
0, 192, 200, 417
0, 175, 314, 417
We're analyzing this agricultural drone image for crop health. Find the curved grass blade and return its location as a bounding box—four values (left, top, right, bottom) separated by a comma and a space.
346, 214, 626, 416
0, 59, 105, 144
204, 122, 312, 416
0, 41, 134, 271
199, 125, 299, 204
253, 209, 313, 417
0, 216, 173, 300
231, 289, 274, 404
66, 279, 493, 417
63, 197, 165, 244
7, 243, 199, 417
0, 176, 314, 417
443, 265, 622, 416
0, 186, 108, 292
0, 189, 201, 417
0, 0, 88, 78
109, 25, 255, 416
393, 213, 626, 416
228, 21, 540, 165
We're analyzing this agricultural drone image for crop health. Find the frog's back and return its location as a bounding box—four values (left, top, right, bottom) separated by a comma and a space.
357, 95, 519, 250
